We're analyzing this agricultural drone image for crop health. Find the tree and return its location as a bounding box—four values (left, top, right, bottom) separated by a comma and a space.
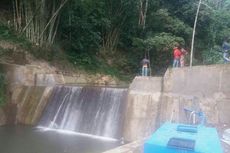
13, 0, 68, 46
5, 0, 230, 76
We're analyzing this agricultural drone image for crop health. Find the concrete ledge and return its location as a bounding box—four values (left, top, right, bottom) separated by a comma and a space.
129, 76, 163, 94
0, 62, 126, 87
102, 138, 147, 153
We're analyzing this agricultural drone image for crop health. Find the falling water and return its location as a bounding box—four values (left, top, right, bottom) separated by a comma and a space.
39, 86, 127, 139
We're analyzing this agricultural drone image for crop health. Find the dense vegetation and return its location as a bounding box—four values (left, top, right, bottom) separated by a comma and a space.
1, 0, 230, 79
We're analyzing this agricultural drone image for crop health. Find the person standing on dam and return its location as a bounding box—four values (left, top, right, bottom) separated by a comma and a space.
222, 38, 230, 64
180, 47, 188, 67
173, 44, 182, 68
141, 57, 150, 76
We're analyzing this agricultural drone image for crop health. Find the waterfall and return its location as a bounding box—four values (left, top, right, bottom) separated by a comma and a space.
38, 86, 127, 139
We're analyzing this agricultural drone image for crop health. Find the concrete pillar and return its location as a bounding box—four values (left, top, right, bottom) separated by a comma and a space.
123, 77, 163, 141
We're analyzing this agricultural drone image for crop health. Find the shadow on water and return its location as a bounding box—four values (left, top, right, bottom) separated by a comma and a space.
0, 125, 120, 153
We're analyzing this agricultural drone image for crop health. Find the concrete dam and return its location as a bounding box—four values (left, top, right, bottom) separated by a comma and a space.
0, 63, 230, 153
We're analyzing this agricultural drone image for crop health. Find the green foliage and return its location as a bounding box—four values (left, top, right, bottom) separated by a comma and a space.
59, 0, 106, 74
132, 33, 185, 73
145, 33, 185, 51
147, 9, 192, 41
0, 72, 6, 106
202, 46, 223, 65
0, 23, 31, 49
2, 0, 230, 79
212, 10, 230, 44
58, 0, 230, 76
132, 33, 184, 60
60, 0, 107, 52
0, 23, 15, 40
59, 0, 140, 78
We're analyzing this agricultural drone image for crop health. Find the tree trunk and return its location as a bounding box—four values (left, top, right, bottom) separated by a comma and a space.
38, 0, 69, 43
190, 0, 202, 67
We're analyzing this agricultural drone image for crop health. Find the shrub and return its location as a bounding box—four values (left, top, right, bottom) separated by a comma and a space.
202, 46, 223, 65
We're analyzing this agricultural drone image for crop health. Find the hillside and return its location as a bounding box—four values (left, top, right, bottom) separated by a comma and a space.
0, 21, 132, 83
0, 0, 230, 80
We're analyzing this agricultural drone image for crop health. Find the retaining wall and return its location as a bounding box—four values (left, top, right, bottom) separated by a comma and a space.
123, 64, 230, 144
123, 77, 162, 142
160, 65, 230, 125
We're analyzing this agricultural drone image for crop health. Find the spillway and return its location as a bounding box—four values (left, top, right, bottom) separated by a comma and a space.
39, 86, 127, 139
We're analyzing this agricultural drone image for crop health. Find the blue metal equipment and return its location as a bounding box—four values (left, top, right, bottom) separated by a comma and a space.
144, 110, 223, 153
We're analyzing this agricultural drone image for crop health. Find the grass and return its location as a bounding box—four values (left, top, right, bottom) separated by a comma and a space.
66, 51, 132, 82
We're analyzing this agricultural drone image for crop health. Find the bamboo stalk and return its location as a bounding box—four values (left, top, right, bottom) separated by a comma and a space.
18, 0, 23, 31
38, 0, 69, 41
15, 0, 19, 31
139, 0, 143, 26
143, 0, 148, 29
48, 0, 57, 43
12, 0, 17, 30
21, 3, 42, 35
51, 15, 60, 43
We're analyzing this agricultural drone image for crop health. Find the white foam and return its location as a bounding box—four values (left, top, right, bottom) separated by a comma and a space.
36, 126, 118, 142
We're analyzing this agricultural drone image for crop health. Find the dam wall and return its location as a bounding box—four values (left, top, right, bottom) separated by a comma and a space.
1, 62, 230, 146
0, 63, 124, 126
0, 63, 122, 88
159, 64, 230, 125
123, 77, 163, 141
122, 64, 230, 142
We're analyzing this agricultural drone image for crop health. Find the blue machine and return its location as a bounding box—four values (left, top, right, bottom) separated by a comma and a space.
144, 107, 223, 153
144, 122, 223, 153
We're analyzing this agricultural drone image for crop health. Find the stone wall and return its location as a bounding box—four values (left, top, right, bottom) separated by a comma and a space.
0, 63, 65, 88
13, 86, 53, 124
0, 85, 53, 125
160, 64, 230, 125
123, 64, 230, 144
0, 62, 123, 87
123, 77, 162, 142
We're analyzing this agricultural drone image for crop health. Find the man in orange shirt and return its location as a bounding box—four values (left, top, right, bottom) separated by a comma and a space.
173, 46, 182, 68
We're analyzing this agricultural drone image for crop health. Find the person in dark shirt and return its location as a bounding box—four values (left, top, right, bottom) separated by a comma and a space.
222, 38, 230, 64
141, 57, 150, 76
